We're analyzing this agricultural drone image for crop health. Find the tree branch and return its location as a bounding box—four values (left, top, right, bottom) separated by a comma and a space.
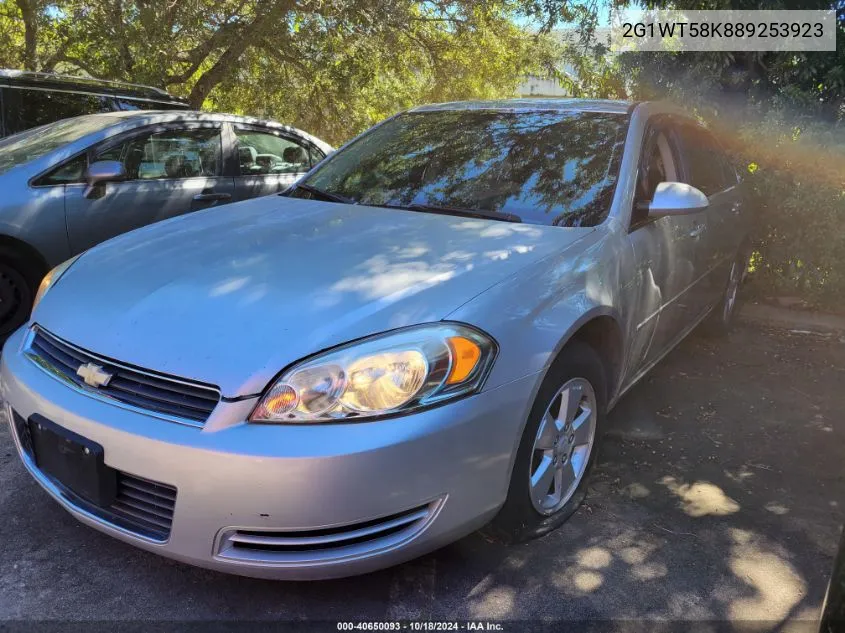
187, 1, 294, 107
48, 54, 101, 78
165, 21, 244, 85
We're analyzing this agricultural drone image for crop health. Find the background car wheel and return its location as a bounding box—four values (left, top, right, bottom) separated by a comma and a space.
703, 243, 752, 336
483, 341, 607, 544
0, 250, 41, 341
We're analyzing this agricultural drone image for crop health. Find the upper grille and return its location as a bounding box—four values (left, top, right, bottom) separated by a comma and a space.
216, 501, 442, 564
26, 327, 220, 425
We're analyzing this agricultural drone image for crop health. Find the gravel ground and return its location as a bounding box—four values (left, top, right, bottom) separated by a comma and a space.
1, 324, 843, 630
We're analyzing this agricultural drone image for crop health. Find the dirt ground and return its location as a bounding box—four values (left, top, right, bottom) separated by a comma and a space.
1, 324, 843, 631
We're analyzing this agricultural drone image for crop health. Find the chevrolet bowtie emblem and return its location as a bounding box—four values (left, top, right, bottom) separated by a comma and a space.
76, 362, 113, 388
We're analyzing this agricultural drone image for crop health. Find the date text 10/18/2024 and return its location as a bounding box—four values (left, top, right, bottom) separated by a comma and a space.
337, 623, 505, 631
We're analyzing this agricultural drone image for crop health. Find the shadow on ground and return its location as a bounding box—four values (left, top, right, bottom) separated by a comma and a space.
1, 325, 842, 629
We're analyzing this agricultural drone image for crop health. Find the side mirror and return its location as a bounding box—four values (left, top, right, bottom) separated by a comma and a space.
646, 182, 709, 218
83, 160, 126, 199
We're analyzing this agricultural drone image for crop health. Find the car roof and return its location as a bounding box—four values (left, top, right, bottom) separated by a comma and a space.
0, 69, 187, 104
54, 110, 333, 153
409, 98, 633, 114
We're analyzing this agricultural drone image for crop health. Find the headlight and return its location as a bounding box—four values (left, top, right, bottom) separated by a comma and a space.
250, 323, 497, 423
32, 255, 81, 311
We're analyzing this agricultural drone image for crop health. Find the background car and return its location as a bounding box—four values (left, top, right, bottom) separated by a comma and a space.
2, 99, 752, 580
0, 110, 333, 338
0, 69, 190, 137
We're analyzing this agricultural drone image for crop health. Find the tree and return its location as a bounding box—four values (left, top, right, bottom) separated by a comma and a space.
0, 0, 576, 141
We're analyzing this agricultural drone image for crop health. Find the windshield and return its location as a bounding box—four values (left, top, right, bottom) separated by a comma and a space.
299, 109, 628, 226
0, 115, 117, 176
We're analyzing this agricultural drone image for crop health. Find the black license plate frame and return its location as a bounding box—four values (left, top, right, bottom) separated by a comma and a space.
28, 414, 116, 507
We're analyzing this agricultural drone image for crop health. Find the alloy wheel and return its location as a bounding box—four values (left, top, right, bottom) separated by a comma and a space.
528, 377, 597, 515
722, 261, 742, 323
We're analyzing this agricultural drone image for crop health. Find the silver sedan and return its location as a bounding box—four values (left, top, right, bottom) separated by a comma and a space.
2, 99, 751, 579
0, 111, 332, 339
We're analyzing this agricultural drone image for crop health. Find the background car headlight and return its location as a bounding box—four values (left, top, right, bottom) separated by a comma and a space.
32, 254, 81, 311
250, 323, 497, 423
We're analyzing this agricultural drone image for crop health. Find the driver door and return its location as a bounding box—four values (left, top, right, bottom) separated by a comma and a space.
64, 123, 235, 253
625, 120, 706, 374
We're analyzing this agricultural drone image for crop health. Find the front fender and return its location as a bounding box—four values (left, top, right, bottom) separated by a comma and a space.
445, 227, 630, 484
445, 227, 630, 400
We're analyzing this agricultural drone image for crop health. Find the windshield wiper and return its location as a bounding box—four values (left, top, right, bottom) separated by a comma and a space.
401, 203, 522, 223
285, 186, 521, 223
284, 183, 355, 205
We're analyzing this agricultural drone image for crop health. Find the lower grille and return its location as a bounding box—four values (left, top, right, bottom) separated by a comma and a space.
12, 410, 33, 458
217, 501, 442, 564
11, 409, 177, 542
108, 473, 177, 541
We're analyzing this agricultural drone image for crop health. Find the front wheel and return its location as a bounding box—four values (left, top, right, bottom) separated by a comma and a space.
0, 258, 36, 340
704, 243, 751, 335
483, 341, 606, 544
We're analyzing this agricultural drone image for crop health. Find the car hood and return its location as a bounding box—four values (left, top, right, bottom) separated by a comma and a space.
36, 197, 590, 397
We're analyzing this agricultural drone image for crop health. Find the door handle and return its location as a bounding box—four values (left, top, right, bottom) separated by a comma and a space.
193, 192, 232, 202
689, 224, 705, 239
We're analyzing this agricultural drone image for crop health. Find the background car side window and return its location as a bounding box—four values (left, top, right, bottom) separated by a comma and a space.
34, 154, 88, 186
2, 88, 112, 135
234, 128, 312, 175
94, 128, 222, 180
676, 126, 732, 196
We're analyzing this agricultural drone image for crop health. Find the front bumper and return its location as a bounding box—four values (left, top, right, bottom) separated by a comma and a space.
1, 327, 538, 579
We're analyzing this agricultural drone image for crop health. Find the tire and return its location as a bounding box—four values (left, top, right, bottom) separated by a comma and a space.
483, 341, 607, 544
703, 243, 752, 336
0, 249, 41, 341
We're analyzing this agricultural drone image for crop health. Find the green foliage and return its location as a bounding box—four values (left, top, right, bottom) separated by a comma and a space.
0, 0, 572, 144
209, 3, 561, 144
735, 117, 845, 305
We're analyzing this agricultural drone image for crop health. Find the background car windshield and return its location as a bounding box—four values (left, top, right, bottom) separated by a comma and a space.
0, 115, 115, 176
303, 110, 628, 226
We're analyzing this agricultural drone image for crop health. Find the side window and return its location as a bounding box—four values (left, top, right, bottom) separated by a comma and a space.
311, 146, 326, 164
34, 154, 88, 186
716, 143, 739, 188
94, 128, 222, 180
633, 127, 679, 225
676, 126, 730, 196
2, 88, 112, 135
637, 139, 667, 202
114, 98, 157, 111
234, 128, 312, 175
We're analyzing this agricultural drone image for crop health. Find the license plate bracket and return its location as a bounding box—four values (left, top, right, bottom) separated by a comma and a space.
28, 414, 116, 507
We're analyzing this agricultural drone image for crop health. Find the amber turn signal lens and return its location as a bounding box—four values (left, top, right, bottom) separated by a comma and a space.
252, 383, 299, 420
267, 387, 298, 411
446, 336, 482, 384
